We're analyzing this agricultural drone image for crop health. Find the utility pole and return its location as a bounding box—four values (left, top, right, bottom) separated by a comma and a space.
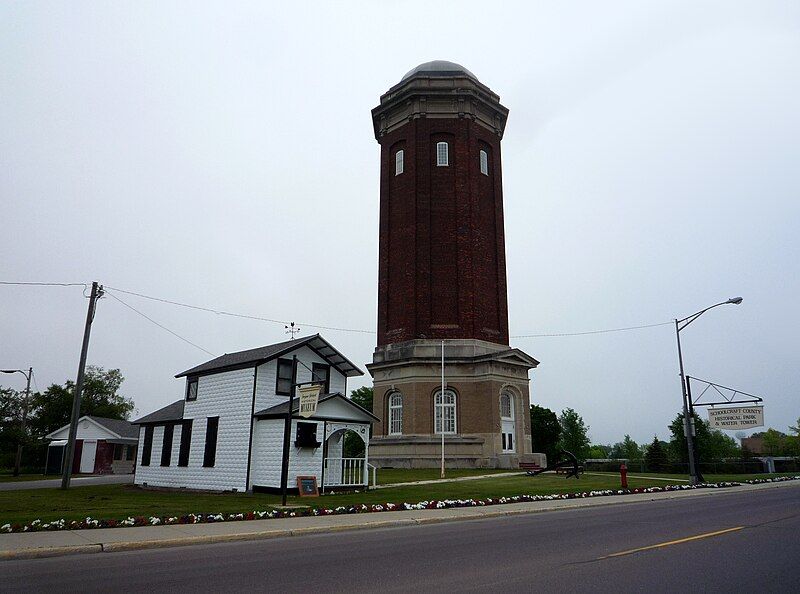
15, 368, 32, 477
61, 282, 103, 490
279, 355, 298, 505
1, 367, 33, 477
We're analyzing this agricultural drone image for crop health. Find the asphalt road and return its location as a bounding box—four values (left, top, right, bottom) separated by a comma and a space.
2, 485, 798, 593
0, 474, 132, 491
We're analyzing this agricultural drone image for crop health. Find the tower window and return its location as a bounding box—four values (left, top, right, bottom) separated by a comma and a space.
395, 150, 404, 175
500, 393, 513, 419
388, 392, 403, 435
480, 149, 489, 175
436, 142, 449, 166
434, 389, 457, 434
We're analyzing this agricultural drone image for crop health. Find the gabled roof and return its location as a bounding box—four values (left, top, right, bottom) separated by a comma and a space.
475, 348, 540, 369
176, 334, 364, 379
132, 399, 185, 424
45, 415, 138, 440
254, 392, 379, 421
87, 416, 139, 439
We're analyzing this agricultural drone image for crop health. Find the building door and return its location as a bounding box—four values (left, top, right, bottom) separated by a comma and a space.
500, 393, 515, 453
79, 440, 97, 473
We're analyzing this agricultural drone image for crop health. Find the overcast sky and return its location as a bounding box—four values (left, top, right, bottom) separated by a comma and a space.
2, 1, 798, 445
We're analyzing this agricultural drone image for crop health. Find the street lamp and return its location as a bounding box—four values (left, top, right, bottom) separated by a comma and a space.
675, 298, 742, 485
1, 368, 33, 477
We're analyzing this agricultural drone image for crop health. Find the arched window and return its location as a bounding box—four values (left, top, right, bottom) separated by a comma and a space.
388, 392, 403, 435
500, 393, 512, 419
479, 149, 489, 175
434, 389, 457, 434
395, 150, 404, 175
436, 142, 449, 166
500, 392, 515, 452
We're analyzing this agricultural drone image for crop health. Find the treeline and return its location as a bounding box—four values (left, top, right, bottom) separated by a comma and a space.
530, 405, 800, 467
0, 366, 135, 469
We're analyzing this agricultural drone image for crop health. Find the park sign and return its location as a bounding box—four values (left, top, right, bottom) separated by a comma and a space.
708, 406, 764, 430
298, 384, 322, 418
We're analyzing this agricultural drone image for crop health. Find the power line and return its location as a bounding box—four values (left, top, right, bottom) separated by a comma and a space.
106, 291, 217, 357
3, 280, 674, 339
510, 321, 672, 338
0, 281, 87, 288
104, 285, 375, 334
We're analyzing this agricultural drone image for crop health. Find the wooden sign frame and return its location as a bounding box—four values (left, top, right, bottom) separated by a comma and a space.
296, 475, 319, 497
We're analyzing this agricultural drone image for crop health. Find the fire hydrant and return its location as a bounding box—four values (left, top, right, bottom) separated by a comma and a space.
620, 463, 628, 489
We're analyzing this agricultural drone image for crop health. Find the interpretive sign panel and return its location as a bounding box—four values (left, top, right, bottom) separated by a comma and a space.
708, 406, 764, 430
298, 384, 321, 418
296, 475, 319, 497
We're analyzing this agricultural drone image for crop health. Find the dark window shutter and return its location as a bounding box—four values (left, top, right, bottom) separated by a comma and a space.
178, 420, 193, 467
160, 424, 174, 466
203, 417, 219, 467
141, 426, 153, 466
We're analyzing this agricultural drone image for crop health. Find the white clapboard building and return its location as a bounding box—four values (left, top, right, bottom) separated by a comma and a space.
132, 335, 376, 493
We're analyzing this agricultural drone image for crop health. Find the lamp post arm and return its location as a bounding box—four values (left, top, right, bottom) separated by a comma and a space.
677, 301, 730, 331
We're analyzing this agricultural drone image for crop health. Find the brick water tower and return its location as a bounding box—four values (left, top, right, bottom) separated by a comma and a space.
367, 61, 541, 469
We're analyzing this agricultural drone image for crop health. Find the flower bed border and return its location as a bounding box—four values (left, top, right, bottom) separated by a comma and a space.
2, 476, 797, 534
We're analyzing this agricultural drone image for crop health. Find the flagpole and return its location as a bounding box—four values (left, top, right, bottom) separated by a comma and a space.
440, 339, 445, 479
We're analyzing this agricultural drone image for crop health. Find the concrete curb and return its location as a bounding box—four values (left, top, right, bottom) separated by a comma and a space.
0, 544, 103, 560
1, 480, 797, 561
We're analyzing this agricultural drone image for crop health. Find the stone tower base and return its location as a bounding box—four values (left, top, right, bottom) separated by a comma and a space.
367, 339, 541, 469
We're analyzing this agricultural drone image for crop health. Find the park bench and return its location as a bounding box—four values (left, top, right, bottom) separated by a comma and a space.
519, 462, 543, 475
556, 465, 584, 476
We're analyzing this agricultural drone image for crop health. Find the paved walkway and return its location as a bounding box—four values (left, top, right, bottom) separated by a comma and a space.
1, 479, 796, 561
372, 471, 523, 489
0, 475, 133, 491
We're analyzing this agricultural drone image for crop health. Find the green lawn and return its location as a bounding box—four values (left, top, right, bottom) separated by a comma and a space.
3, 470, 794, 527
1, 473, 680, 527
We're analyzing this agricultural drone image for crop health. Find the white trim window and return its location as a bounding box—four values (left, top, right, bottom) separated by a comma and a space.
434, 389, 457, 434
388, 392, 403, 435
500, 393, 512, 419
395, 149, 404, 175
479, 149, 489, 175
436, 142, 449, 166
500, 392, 515, 453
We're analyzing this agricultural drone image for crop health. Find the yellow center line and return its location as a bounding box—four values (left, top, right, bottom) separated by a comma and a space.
598, 526, 744, 560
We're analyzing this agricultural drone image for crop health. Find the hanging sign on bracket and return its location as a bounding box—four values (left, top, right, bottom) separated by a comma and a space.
708, 406, 764, 430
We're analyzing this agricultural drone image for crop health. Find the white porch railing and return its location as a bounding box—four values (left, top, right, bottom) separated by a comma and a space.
323, 457, 368, 488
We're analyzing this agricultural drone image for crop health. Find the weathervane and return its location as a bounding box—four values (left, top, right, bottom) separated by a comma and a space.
285, 322, 300, 339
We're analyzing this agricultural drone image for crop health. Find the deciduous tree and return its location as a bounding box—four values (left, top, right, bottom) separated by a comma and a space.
557, 408, 590, 461
530, 405, 561, 464
28, 366, 134, 439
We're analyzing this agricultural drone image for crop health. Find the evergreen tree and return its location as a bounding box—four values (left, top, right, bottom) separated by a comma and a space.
644, 435, 668, 472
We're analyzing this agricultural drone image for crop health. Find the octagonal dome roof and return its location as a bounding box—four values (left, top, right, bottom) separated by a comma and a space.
401, 60, 478, 81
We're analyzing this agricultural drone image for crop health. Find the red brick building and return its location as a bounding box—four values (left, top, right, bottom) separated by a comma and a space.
367, 61, 541, 468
